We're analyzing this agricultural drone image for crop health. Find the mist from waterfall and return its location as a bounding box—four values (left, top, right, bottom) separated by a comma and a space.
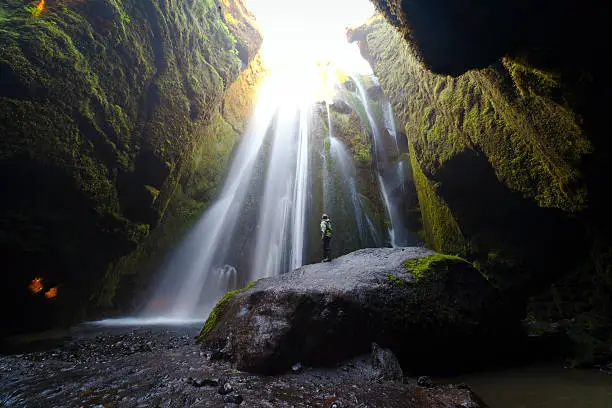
138, 56, 415, 322
141, 74, 316, 320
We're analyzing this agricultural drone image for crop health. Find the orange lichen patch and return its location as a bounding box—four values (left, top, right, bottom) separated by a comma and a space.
44, 286, 58, 299
33, 0, 45, 17
29, 277, 44, 294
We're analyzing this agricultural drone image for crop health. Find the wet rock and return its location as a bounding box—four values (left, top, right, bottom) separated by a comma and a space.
330, 100, 352, 114
342, 79, 356, 92
192, 377, 219, 387
417, 376, 433, 388
223, 393, 244, 404
366, 85, 384, 101
218, 382, 233, 395
371, 343, 403, 382
200, 248, 512, 374
0, 324, 492, 408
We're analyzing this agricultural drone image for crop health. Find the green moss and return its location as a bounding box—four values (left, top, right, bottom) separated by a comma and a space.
361, 17, 590, 213
198, 280, 257, 341
144, 185, 160, 203
0, 0, 264, 327
330, 110, 372, 163
324, 137, 331, 154
408, 142, 467, 254
403, 254, 473, 282
386, 273, 406, 287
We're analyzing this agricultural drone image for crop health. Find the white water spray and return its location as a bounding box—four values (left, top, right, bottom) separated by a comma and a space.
138, 63, 412, 323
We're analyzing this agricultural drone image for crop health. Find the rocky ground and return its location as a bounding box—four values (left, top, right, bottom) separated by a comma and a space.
0, 323, 484, 408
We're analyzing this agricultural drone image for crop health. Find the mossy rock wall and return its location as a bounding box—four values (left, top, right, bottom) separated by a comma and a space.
0, 0, 264, 335
354, 17, 589, 266
355, 16, 611, 363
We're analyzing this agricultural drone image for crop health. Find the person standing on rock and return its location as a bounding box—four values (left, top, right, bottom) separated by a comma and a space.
320, 214, 332, 262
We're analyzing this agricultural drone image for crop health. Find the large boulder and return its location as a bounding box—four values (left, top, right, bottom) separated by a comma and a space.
199, 247, 519, 374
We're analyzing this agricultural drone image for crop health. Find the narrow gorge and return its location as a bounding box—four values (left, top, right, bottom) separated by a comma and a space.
1, 0, 611, 407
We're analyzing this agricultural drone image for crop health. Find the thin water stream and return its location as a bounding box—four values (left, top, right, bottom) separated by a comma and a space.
351, 75, 412, 247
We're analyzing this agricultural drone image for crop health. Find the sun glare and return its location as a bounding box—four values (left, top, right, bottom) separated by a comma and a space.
246, 0, 375, 73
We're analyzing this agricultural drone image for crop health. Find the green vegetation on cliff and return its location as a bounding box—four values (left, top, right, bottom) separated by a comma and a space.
0, 0, 264, 333
408, 143, 466, 255
356, 15, 608, 365
362, 17, 590, 215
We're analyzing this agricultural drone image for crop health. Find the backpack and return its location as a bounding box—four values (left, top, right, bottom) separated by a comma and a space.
324, 220, 332, 237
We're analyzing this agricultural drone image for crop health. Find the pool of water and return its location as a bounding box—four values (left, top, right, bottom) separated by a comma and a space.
444, 365, 612, 408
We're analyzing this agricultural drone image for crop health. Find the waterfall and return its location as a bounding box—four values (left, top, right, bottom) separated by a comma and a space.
137, 67, 413, 323
290, 105, 311, 270
324, 102, 381, 249
351, 75, 412, 247
329, 135, 381, 246
251, 104, 302, 279
141, 80, 279, 319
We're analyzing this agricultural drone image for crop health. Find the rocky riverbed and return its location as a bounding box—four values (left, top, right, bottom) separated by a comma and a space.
0, 323, 484, 407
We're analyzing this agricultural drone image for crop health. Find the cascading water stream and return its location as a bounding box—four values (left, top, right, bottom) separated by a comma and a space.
351, 75, 406, 246
136, 65, 411, 323
381, 98, 408, 196
251, 102, 308, 279
142, 78, 289, 319
140, 73, 320, 320
289, 104, 311, 270
324, 102, 381, 247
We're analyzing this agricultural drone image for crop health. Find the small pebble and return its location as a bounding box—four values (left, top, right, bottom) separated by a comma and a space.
417, 376, 434, 388
218, 382, 233, 395
223, 393, 243, 404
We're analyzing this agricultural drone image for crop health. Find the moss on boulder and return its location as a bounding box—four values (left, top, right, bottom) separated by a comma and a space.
403, 254, 472, 283
198, 280, 256, 341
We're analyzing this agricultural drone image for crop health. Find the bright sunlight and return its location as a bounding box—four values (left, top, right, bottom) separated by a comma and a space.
246, 0, 375, 73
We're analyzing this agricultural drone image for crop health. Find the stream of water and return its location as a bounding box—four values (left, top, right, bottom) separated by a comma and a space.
135, 54, 415, 323
351, 75, 413, 247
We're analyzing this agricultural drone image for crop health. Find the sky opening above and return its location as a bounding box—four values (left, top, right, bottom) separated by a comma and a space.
246, 0, 376, 74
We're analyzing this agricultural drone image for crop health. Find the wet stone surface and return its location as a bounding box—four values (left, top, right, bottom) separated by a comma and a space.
0, 324, 484, 407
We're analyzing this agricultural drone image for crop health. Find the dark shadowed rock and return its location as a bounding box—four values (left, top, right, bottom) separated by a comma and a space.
223, 393, 244, 404
417, 376, 434, 388
199, 247, 519, 374
371, 343, 403, 382
367, 85, 384, 101
191, 377, 219, 387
